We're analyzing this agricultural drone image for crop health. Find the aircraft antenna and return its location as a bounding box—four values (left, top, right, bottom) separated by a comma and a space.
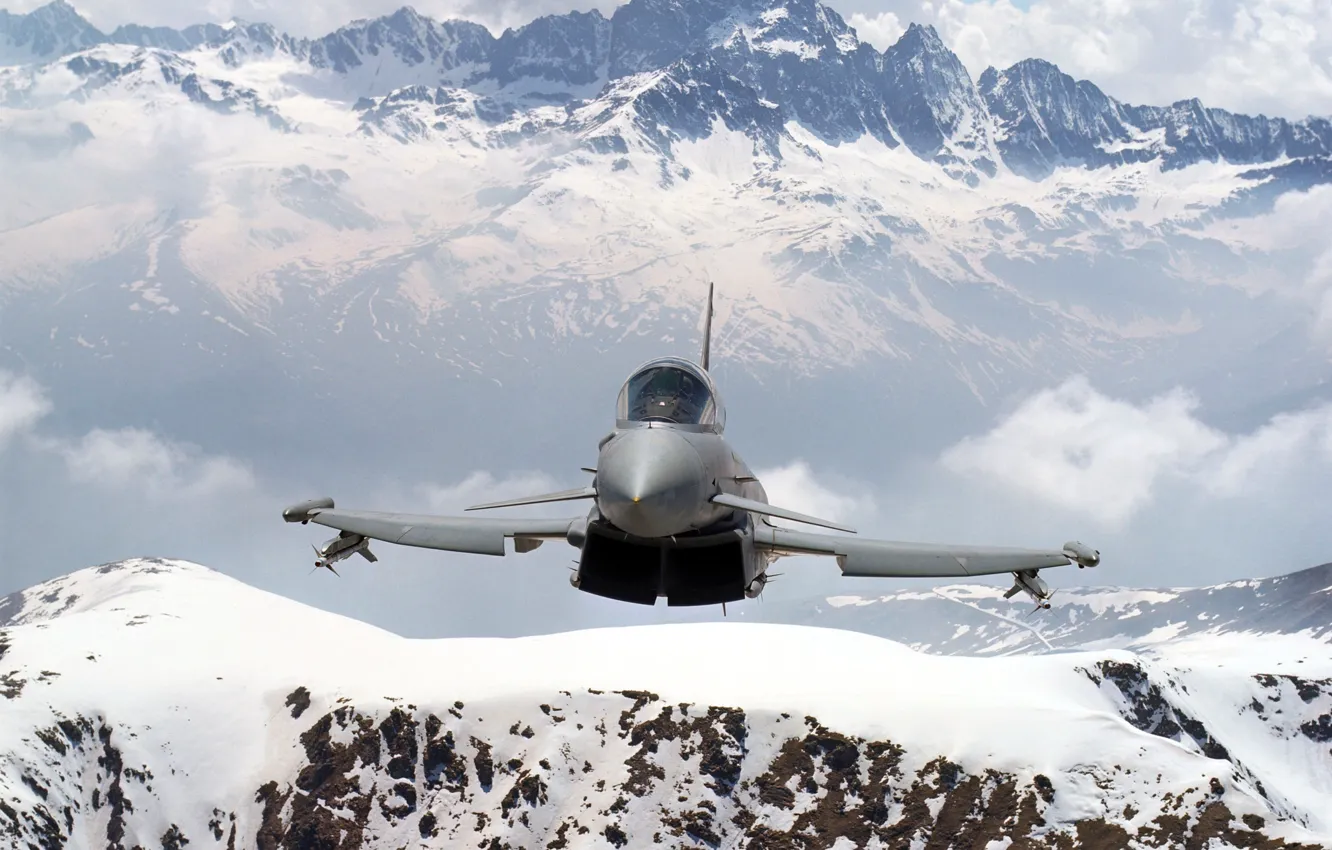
700, 280, 715, 371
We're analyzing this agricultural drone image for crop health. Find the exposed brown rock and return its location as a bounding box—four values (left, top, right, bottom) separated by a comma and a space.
6, 692, 1326, 850
472, 737, 495, 790
284, 687, 311, 719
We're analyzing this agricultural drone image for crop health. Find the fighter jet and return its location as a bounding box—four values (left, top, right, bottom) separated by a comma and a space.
283, 285, 1100, 609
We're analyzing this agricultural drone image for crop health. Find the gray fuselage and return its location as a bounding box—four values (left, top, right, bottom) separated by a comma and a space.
594, 424, 766, 539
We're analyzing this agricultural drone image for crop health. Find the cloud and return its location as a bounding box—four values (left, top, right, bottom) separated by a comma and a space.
941, 377, 1227, 526
1202, 406, 1332, 497
54, 427, 256, 498
940, 376, 1332, 529
753, 460, 878, 530
0, 369, 51, 448
0, 371, 282, 612
0, 96, 269, 235
1197, 185, 1332, 340
727, 379, 1332, 593
415, 470, 566, 514
846, 10, 905, 49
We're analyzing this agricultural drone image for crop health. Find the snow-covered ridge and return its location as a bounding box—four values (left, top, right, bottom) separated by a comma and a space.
757, 562, 1332, 658
1, 558, 1330, 847
2, 0, 1329, 184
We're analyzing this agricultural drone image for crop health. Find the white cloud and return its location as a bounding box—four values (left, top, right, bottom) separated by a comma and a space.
754, 459, 878, 530
0, 98, 267, 234
1211, 185, 1332, 254
941, 376, 1332, 527
1199, 185, 1332, 338
1202, 407, 1332, 497
847, 11, 905, 49
415, 469, 567, 514
0, 369, 52, 448
54, 427, 256, 498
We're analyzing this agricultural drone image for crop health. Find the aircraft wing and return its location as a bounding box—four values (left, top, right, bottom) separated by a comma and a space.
753, 525, 1099, 578
283, 498, 578, 557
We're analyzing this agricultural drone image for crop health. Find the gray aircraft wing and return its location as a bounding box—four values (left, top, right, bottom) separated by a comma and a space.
753, 525, 1100, 578
283, 498, 577, 557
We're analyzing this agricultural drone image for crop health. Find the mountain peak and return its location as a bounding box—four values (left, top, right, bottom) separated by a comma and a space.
1006, 56, 1060, 77
898, 21, 944, 47
0, 0, 104, 61
0, 558, 217, 627
385, 5, 428, 27
20, 0, 91, 26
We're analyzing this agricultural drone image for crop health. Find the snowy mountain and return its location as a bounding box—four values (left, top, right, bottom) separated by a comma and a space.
3, 0, 1332, 474
744, 561, 1332, 657
2, 558, 1331, 848
0, 0, 98, 64
7, 1, 1328, 176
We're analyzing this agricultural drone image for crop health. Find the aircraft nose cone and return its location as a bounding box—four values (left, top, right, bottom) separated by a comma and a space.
598, 429, 707, 538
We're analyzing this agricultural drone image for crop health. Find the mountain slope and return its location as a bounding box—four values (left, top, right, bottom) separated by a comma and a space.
1, 559, 1330, 848
745, 561, 1332, 657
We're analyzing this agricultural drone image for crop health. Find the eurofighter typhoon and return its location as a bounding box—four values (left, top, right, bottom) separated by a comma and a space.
283, 286, 1100, 610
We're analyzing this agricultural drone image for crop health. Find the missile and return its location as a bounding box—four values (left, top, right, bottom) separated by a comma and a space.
1062, 540, 1100, 568
314, 533, 376, 571
1004, 568, 1052, 609
744, 573, 768, 599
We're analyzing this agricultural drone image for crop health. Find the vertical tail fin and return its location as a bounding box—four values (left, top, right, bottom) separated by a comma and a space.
700, 281, 714, 371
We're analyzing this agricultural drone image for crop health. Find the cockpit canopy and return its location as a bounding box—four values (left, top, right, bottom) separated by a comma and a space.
616, 357, 725, 431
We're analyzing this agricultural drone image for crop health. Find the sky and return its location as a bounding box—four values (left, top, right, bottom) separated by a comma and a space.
5, 0, 1331, 117
4, 365, 1331, 638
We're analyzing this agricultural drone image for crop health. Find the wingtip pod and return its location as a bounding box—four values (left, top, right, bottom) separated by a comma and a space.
283, 497, 334, 523
1062, 540, 1100, 567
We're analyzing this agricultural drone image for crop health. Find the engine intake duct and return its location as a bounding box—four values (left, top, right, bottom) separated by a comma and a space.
575, 533, 660, 605
662, 541, 744, 606
573, 529, 746, 607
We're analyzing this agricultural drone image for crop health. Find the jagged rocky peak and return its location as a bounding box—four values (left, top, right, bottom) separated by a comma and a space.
607, 0, 744, 78
879, 22, 995, 178
305, 7, 492, 75
693, 0, 896, 147
608, 0, 860, 80
979, 56, 1332, 176
1121, 95, 1332, 169
724, 0, 860, 55
490, 8, 611, 88
305, 7, 484, 73
105, 21, 227, 52
581, 50, 789, 160
979, 57, 1143, 178
0, 0, 102, 61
